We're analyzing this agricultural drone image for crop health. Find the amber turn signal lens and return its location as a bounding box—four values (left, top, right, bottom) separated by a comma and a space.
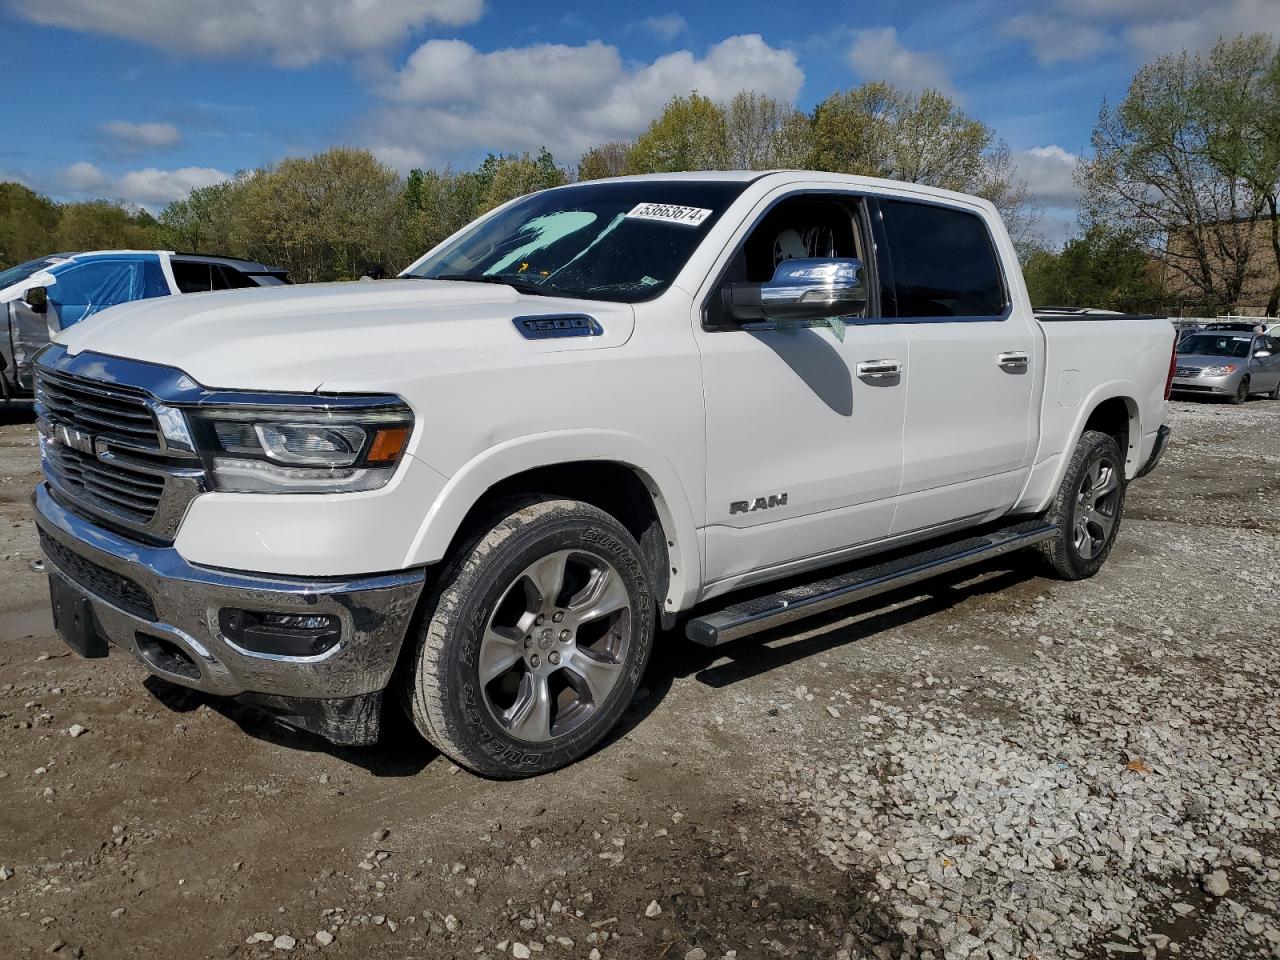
366, 426, 410, 465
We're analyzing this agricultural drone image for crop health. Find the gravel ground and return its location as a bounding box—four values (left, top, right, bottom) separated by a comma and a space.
0, 398, 1278, 960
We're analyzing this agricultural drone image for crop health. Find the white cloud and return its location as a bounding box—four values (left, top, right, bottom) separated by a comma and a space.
99, 120, 182, 151
7, 0, 485, 68
58, 162, 230, 207
1012, 0, 1279, 64
1121, 0, 1278, 59
369, 34, 804, 169
637, 14, 689, 41
845, 27, 954, 96
1003, 14, 1118, 65
1012, 145, 1080, 210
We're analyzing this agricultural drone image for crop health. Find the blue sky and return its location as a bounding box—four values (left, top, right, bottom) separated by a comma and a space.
1, 0, 1275, 245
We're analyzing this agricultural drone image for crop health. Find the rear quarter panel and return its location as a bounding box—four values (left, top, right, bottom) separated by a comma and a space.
1014, 317, 1173, 514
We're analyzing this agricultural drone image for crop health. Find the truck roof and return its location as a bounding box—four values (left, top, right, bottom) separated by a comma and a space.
555, 170, 1000, 210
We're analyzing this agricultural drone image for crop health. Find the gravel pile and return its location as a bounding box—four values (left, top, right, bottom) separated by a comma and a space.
777, 547, 1280, 959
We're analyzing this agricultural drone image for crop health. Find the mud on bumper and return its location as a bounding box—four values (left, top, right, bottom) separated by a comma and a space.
32, 483, 425, 744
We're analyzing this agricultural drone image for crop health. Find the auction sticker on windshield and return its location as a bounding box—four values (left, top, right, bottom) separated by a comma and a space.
626, 203, 713, 226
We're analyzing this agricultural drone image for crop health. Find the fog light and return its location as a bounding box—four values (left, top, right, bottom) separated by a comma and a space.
219, 608, 341, 657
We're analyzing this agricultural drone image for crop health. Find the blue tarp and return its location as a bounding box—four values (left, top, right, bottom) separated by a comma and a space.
47, 253, 169, 328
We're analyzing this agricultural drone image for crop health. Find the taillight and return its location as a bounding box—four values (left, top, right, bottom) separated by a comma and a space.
1164, 334, 1177, 400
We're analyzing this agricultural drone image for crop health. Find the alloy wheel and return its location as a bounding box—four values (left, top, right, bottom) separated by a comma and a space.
478, 550, 632, 743
1072, 456, 1121, 560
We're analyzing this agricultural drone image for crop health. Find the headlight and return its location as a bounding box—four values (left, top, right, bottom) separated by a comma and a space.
187, 402, 413, 493
1202, 364, 1237, 376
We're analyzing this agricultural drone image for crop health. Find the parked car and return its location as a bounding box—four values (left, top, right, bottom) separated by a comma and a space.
1, 251, 290, 402
31, 172, 1174, 778
1171, 331, 1280, 403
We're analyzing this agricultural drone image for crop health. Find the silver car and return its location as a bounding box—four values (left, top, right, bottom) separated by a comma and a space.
1171, 332, 1280, 404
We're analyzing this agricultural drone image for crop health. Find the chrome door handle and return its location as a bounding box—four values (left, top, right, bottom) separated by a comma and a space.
998, 351, 1030, 368
856, 359, 902, 379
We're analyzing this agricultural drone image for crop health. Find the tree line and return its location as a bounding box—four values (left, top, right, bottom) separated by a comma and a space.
2, 35, 1278, 315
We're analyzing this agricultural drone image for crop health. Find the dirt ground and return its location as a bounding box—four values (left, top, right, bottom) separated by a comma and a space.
1, 398, 1277, 960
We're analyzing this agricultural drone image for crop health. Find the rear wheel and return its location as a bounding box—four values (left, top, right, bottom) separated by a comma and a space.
1034, 430, 1125, 580
1268, 376, 1280, 401
1229, 376, 1250, 404
403, 497, 654, 779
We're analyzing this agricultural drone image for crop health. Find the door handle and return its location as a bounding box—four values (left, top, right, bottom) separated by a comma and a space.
856, 359, 902, 379
998, 351, 1030, 368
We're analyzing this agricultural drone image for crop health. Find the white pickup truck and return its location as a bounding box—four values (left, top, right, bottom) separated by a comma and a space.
31, 172, 1175, 777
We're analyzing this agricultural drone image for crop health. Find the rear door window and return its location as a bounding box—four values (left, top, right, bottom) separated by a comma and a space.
877, 199, 1008, 318
216, 265, 257, 289
171, 261, 214, 293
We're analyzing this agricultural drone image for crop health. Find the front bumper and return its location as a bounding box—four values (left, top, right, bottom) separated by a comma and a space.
1170, 371, 1241, 395
32, 483, 425, 738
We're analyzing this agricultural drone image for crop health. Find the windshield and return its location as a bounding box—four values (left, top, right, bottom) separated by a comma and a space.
404, 180, 749, 303
1178, 334, 1254, 358
0, 256, 66, 290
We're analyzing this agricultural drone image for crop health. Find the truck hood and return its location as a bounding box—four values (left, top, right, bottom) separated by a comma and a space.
1174, 354, 1244, 369
54, 279, 636, 393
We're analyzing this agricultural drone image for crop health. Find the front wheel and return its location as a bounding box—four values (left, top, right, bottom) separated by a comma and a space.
403, 497, 654, 778
1229, 376, 1249, 405
1034, 430, 1126, 580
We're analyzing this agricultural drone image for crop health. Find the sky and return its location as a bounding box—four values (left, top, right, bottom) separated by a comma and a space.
1, 0, 1277, 246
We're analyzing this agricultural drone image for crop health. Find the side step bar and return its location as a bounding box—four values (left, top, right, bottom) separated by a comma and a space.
686, 519, 1057, 647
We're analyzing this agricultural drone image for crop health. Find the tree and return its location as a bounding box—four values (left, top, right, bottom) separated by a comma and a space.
1193, 35, 1280, 315
54, 200, 161, 252
157, 178, 243, 254
723, 92, 811, 170
625, 93, 728, 173
232, 148, 404, 281
1077, 41, 1271, 313
808, 83, 1038, 246
480, 148, 568, 212
577, 141, 631, 181
810, 84, 988, 189
403, 149, 568, 255
0, 182, 59, 269
1022, 225, 1163, 311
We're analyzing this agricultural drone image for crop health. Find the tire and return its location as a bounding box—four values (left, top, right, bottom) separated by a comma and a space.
403, 496, 654, 779
1268, 376, 1280, 401
1034, 430, 1126, 580
1229, 376, 1249, 404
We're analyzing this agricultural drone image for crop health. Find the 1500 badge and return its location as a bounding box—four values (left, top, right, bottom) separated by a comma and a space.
730, 493, 788, 515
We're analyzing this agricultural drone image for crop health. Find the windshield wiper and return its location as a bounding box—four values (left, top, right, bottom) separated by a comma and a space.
429, 273, 554, 296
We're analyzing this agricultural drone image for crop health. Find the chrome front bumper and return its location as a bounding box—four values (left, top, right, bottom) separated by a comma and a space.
32, 483, 425, 703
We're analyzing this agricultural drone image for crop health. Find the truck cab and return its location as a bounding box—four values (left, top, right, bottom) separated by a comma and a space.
30, 172, 1174, 777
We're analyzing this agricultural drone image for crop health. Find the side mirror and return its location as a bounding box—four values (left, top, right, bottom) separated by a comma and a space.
23, 286, 48, 315
724, 258, 867, 324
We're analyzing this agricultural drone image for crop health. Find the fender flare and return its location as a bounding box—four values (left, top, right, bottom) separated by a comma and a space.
402, 429, 704, 613
1027, 383, 1143, 514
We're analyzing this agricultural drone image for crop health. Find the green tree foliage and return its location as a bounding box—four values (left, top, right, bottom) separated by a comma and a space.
1023, 226, 1162, 311
0, 183, 59, 268
233, 148, 404, 282
1193, 35, 1280, 315
625, 93, 729, 173
810, 84, 989, 189
54, 200, 161, 252
157, 179, 243, 254
1078, 36, 1280, 313
577, 141, 630, 181
403, 149, 568, 254
723, 91, 811, 170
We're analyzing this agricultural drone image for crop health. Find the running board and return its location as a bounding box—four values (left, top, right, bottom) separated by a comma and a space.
686, 519, 1056, 647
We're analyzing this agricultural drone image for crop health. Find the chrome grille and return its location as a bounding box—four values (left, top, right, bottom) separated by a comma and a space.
43, 441, 166, 525
1174, 366, 1202, 378
35, 368, 161, 450
34, 357, 206, 543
